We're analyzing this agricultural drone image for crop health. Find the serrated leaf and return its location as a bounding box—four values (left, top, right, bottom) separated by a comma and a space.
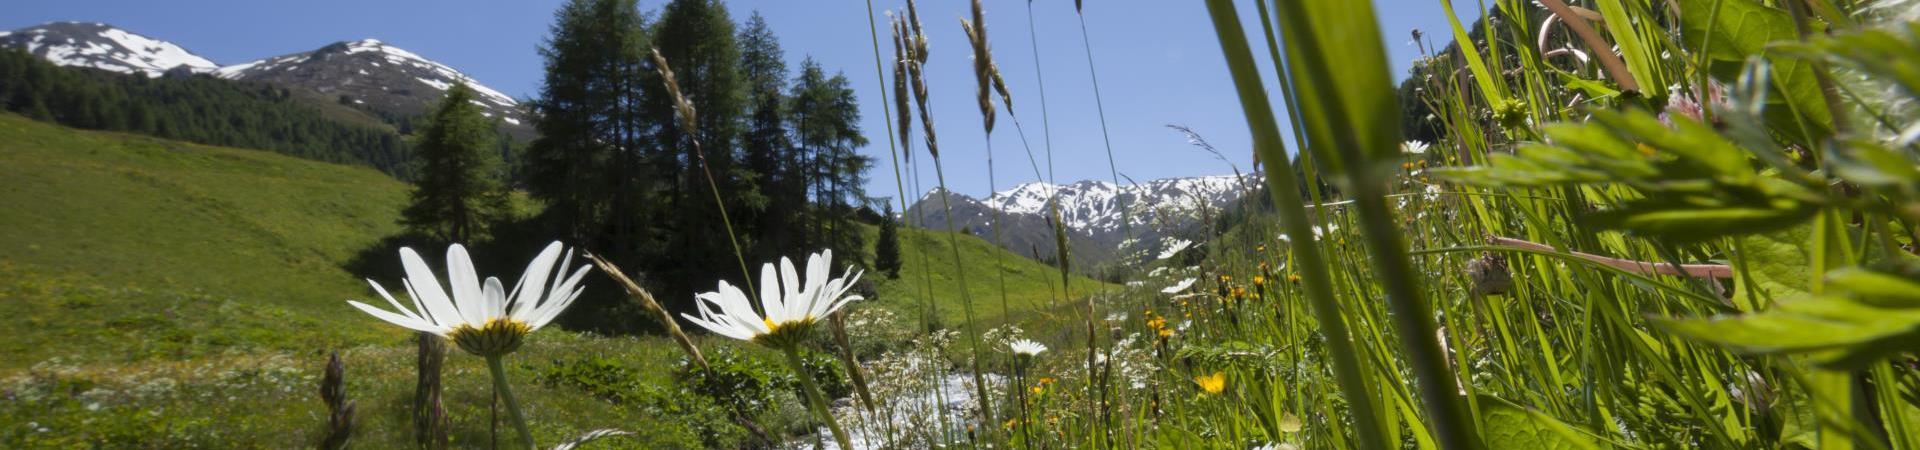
1477, 395, 1599, 450
1678, 0, 1832, 140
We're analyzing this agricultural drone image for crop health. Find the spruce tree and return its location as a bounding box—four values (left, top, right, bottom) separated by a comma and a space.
875, 203, 903, 279
400, 83, 509, 243
738, 12, 806, 260
790, 59, 870, 266
649, 0, 756, 302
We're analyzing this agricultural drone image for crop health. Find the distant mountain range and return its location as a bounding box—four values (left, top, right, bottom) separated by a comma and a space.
0, 22, 530, 138
907, 174, 1262, 267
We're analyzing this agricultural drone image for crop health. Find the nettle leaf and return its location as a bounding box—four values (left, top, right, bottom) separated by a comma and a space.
1678, 0, 1832, 139
1733, 226, 1815, 304
1660, 267, 1920, 369
1477, 395, 1600, 450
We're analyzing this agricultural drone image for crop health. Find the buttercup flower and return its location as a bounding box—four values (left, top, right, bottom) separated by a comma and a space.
682, 249, 864, 348
348, 241, 589, 357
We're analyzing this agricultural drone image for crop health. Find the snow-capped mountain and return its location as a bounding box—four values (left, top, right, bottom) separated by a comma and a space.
908, 174, 1262, 266
1, 23, 532, 138
217, 39, 531, 138
0, 22, 218, 77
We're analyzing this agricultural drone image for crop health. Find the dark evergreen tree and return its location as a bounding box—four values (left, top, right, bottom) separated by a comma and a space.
523, 0, 660, 331
648, 0, 758, 303
789, 59, 871, 266
525, 0, 656, 248
400, 83, 510, 243
739, 12, 807, 262
874, 203, 903, 279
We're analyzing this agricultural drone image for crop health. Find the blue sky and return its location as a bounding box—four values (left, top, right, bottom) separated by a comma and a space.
6, 0, 1479, 200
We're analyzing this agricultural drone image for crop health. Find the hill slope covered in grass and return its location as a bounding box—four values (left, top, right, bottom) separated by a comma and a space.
0, 112, 1106, 447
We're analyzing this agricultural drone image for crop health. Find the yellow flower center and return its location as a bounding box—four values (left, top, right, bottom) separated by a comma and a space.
448, 317, 532, 357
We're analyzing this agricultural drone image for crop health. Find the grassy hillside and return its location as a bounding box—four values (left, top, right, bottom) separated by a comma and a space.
870, 225, 1110, 328
0, 113, 1103, 447
0, 112, 412, 367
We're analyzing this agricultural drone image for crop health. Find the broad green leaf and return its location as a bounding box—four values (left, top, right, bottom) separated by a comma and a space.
1678, 0, 1832, 140
1477, 395, 1599, 450
1826, 268, 1920, 308
1733, 225, 1815, 304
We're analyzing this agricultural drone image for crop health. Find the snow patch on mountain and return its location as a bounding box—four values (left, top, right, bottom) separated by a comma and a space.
0, 22, 218, 77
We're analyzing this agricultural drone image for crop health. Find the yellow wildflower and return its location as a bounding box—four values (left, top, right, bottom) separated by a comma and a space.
1194, 371, 1226, 394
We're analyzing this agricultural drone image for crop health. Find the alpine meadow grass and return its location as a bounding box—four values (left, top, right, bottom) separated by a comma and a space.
13, 0, 1920, 448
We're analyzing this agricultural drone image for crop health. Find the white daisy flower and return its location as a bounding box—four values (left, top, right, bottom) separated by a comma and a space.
1163, 277, 1198, 294
1402, 140, 1430, 154
681, 249, 864, 348
1009, 339, 1048, 356
347, 241, 589, 357
1156, 239, 1193, 260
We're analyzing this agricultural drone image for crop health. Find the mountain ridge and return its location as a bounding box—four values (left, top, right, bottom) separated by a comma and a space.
908, 174, 1261, 267
0, 22, 532, 138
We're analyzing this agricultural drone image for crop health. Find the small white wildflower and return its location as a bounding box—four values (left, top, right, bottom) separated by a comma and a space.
1401, 140, 1430, 154
1009, 339, 1047, 356
1156, 239, 1194, 260
1162, 277, 1198, 294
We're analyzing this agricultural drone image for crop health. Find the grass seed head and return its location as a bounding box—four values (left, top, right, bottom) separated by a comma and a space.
649, 47, 698, 135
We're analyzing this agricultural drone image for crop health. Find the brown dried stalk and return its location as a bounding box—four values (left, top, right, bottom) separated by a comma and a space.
319, 351, 355, 450
1489, 236, 1732, 279
584, 253, 710, 369
413, 333, 449, 450
1535, 0, 1639, 92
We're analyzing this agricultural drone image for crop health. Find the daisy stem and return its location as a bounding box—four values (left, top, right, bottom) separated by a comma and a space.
485, 356, 536, 450
782, 345, 851, 450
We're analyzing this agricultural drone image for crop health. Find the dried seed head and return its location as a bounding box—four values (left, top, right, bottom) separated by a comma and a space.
990, 60, 1013, 111
907, 0, 928, 62
891, 15, 913, 163
961, 18, 995, 133
649, 47, 698, 135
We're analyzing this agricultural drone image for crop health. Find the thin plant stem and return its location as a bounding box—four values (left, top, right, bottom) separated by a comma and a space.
783, 345, 853, 450
1200, 0, 1391, 446
1261, 0, 1478, 445
930, 154, 998, 433
484, 356, 535, 450
1074, 11, 1123, 443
